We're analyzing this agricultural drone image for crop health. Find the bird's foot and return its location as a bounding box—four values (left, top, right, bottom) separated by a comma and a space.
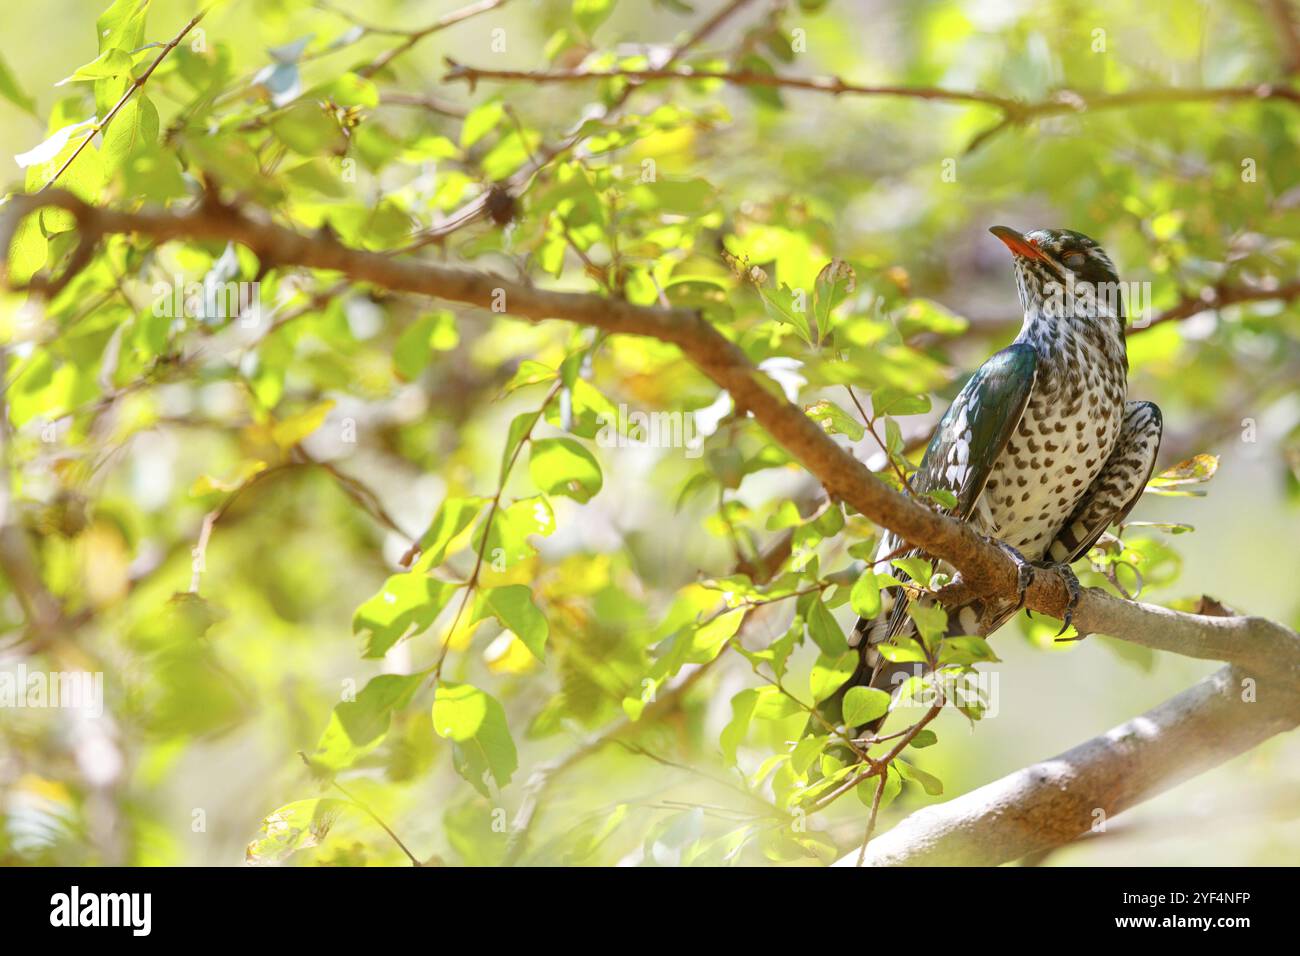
1030, 560, 1084, 639
985, 537, 1034, 612
985, 538, 1085, 636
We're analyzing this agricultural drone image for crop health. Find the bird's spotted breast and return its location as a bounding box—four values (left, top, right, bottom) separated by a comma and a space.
975, 341, 1125, 559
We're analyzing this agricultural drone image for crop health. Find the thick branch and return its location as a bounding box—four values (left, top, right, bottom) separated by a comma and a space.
834, 665, 1300, 866
4, 189, 1299, 681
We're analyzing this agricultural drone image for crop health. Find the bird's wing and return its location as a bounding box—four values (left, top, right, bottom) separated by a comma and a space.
1046, 400, 1163, 563
911, 343, 1040, 518
869, 344, 1039, 640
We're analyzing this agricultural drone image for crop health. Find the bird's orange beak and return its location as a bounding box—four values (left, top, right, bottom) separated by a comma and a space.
989, 225, 1045, 261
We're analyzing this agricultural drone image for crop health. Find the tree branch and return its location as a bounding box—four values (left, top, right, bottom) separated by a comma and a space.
1139, 279, 1300, 330
834, 665, 1300, 866
4, 188, 1299, 682
441, 60, 1300, 152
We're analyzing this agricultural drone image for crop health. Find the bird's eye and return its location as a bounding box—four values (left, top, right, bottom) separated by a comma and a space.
1063, 252, 1086, 269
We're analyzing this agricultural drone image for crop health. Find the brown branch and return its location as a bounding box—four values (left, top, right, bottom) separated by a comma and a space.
964, 278, 1300, 338
442, 60, 1013, 110
4, 188, 1299, 683
1137, 279, 1300, 330
441, 60, 1300, 152
855, 770, 889, 867
805, 701, 945, 814
835, 665, 1300, 866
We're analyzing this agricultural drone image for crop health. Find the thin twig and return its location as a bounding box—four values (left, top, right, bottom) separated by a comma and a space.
298, 753, 421, 866
855, 769, 888, 867
433, 378, 563, 676
444, 60, 1300, 154
42, 10, 207, 192
357, 0, 517, 79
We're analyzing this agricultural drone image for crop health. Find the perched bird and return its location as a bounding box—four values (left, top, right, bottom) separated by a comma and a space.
816, 226, 1163, 742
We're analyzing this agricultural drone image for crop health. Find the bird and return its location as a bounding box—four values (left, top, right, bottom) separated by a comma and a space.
813, 226, 1163, 744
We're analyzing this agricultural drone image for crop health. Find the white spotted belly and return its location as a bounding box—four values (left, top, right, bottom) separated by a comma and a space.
975, 384, 1122, 559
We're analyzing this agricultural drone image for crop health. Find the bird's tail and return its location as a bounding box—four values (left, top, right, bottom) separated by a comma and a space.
805, 614, 926, 744
806, 589, 1015, 748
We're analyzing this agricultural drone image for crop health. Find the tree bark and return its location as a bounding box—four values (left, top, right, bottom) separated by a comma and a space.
836, 666, 1300, 866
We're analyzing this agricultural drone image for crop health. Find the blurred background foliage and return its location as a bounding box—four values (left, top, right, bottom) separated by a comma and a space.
1, 0, 1298, 866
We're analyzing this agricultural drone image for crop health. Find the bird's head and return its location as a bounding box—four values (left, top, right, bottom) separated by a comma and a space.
990, 226, 1124, 328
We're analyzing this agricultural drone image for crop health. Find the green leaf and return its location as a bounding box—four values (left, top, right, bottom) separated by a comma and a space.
415, 496, 484, 569
810, 649, 856, 703
926, 488, 958, 510
0, 51, 36, 115
528, 437, 603, 502
97, 0, 150, 54
907, 729, 939, 749
877, 636, 928, 663
790, 734, 827, 776
842, 686, 890, 727
476, 495, 555, 569
353, 574, 458, 658
813, 258, 854, 340
758, 282, 812, 344
15, 119, 96, 170
58, 48, 133, 85
499, 412, 539, 482
939, 635, 1000, 664
847, 535, 877, 561
857, 767, 902, 808
871, 387, 932, 418
573, 0, 616, 34
102, 95, 159, 172
270, 400, 333, 449
480, 584, 549, 660
906, 602, 948, 645
805, 596, 848, 655
433, 683, 518, 795
850, 569, 882, 618
309, 672, 426, 772
634, 176, 716, 214
892, 556, 933, 586
245, 799, 347, 865
503, 360, 557, 394
691, 608, 746, 658
720, 688, 759, 765
460, 99, 504, 148
805, 399, 865, 440
896, 759, 944, 796
395, 310, 458, 380
6, 210, 47, 285
271, 101, 346, 155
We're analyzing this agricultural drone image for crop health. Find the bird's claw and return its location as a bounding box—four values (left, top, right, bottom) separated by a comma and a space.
985, 537, 1085, 636
1032, 560, 1083, 638
988, 538, 1033, 612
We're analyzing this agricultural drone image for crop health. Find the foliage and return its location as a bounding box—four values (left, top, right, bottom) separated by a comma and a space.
1, 0, 1298, 867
